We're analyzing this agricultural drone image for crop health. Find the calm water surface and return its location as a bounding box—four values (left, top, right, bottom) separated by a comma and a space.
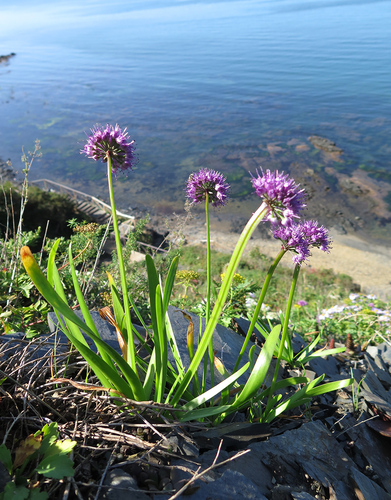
1, 0, 391, 237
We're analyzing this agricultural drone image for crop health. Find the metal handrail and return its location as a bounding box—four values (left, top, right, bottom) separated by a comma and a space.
31, 178, 134, 220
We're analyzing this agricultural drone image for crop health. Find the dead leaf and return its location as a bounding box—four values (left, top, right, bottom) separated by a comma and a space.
14, 434, 42, 469
99, 306, 128, 361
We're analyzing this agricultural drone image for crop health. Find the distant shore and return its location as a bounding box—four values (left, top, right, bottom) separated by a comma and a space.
173, 215, 391, 301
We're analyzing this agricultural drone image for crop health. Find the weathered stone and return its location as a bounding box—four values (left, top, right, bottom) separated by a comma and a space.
0, 331, 69, 365
308, 136, 343, 154
308, 354, 340, 381
291, 492, 320, 500
364, 353, 391, 387
221, 447, 273, 497
162, 434, 199, 457
48, 310, 121, 353
249, 421, 358, 499
367, 343, 391, 368
346, 413, 391, 494
191, 422, 271, 451
360, 389, 391, 417
361, 370, 391, 405
349, 468, 390, 499
178, 469, 268, 500
100, 469, 150, 500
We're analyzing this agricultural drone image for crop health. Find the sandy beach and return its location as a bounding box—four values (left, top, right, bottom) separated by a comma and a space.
179, 218, 391, 300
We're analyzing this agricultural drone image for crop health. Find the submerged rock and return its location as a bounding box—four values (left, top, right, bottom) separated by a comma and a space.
308, 135, 343, 154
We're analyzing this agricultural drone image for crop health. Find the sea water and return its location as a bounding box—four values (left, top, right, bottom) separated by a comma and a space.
0, 0, 390, 233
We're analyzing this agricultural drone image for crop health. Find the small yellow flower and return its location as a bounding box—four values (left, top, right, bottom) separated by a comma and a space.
101, 291, 113, 307
220, 273, 245, 286
175, 270, 200, 284
73, 222, 99, 234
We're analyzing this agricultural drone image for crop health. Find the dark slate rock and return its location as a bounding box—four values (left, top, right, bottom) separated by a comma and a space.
291, 492, 319, 500
0, 331, 69, 364
100, 470, 150, 500
249, 421, 358, 499
177, 469, 268, 500
162, 434, 199, 457
221, 447, 273, 497
361, 370, 391, 405
48, 310, 121, 353
345, 413, 391, 494
349, 468, 390, 500
364, 353, 391, 387
367, 343, 391, 368
359, 389, 391, 417
308, 354, 340, 381
191, 422, 271, 451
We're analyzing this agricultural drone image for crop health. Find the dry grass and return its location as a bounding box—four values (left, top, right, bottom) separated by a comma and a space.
0, 334, 248, 499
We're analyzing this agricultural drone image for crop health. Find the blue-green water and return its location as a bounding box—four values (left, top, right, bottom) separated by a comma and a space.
1, 0, 391, 236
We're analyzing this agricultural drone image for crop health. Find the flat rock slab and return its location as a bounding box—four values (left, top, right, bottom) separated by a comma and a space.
222, 420, 390, 499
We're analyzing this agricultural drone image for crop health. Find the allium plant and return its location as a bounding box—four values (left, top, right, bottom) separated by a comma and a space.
251, 168, 306, 226
186, 168, 230, 391
21, 128, 352, 425
82, 124, 137, 174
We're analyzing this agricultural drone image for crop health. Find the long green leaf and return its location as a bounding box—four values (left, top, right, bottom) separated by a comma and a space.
230, 324, 281, 410
253, 376, 309, 403
162, 256, 179, 314
143, 348, 156, 399
297, 346, 346, 364
47, 242, 90, 348
21, 246, 98, 341
155, 284, 167, 403
180, 362, 250, 413
180, 405, 232, 422
67, 245, 118, 372
305, 377, 354, 397
145, 254, 159, 335
21, 246, 146, 400
68, 244, 100, 337
164, 313, 185, 376
107, 272, 128, 342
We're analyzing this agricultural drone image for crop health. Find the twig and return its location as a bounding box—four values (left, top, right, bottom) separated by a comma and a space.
168, 440, 250, 500
334, 414, 379, 439
39, 219, 50, 266
93, 438, 120, 500
84, 216, 112, 295
0, 368, 66, 422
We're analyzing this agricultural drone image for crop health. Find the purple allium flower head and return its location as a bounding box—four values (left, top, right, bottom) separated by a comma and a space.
186, 168, 230, 207
297, 300, 308, 307
273, 220, 331, 265
299, 220, 332, 252
251, 168, 306, 225
82, 124, 137, 174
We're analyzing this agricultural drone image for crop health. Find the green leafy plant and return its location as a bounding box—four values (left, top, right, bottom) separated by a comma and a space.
0, 422, 76, 500
318, 293, 391, 346
21, 126, 353, 425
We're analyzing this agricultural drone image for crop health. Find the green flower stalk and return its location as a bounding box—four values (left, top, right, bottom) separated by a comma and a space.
186, 168, 230, 390
82, 124, 138, 370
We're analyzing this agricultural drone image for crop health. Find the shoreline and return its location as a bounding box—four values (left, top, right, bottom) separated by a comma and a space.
173, 216, 391, 301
